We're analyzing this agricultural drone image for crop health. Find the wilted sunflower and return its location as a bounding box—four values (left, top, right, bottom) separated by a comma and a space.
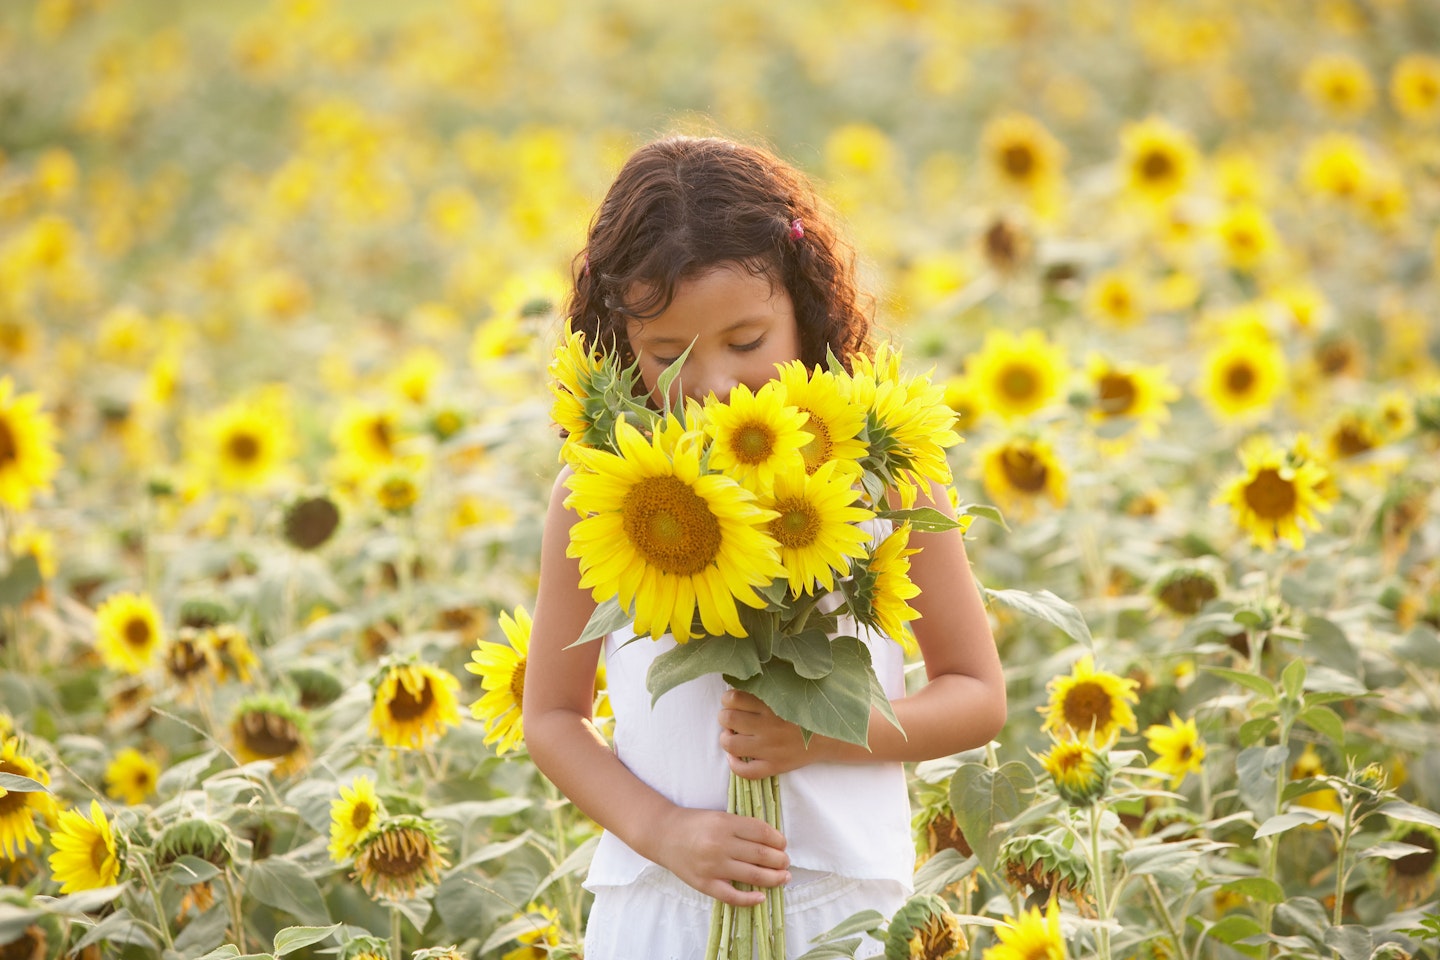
775, 361, 867, 476
565, 418, 784, 642
1121, 116, 1199, 203
1391, 53, 1440, 122
352, 814, 447, 900
103, 748, 159, 806
907, 906, 969, 960
329, 774, 385, 863
163, 629, 217, 690
94, 592, 165, 675
47, 800, 120, 894
998, 833, 1090, 907
370, 659, 462, 750
0, 737, 59, 859
340, 936, 391, 960
965, 329, 1068, 422
849, 523, 921, 653
467, 606, 532, 756
704, 381, 811, 494
1196, 332, 1287, 424
982, 900, 1066, 960
760, 460, 876, 597
1144, 713, 1206, 785
1302, 52, 1375, 118
231, 694, 311, 775
1040, 655, 1139, 745
978, 434, 1067, 520
1215, 434, 1335, 551
1039, 737, 1112, 807
207, 623, 260, 684
0, 376, 61, 511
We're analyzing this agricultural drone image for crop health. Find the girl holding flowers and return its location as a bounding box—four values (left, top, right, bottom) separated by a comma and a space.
523, 134, 1007, 959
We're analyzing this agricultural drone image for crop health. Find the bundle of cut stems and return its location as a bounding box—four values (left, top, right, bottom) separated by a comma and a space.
705, 772, 786, 960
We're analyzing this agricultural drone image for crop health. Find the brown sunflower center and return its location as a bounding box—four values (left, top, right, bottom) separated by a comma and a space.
731, 422, 775, 464
1393, 829, 1438, 877
1333, 423, 1373, 458
1062, 680, 1114, 734
1097, 372, 1138, 416
124, 616, 154, 649
998, 363, 1039, 402
1243, 468, 1298, 520
770, 499, 820, 549
89, 833, 109, 876
797, 408, 832, 473
1227, 225, 1259, 252
1104, 288, 1133, 316
1140, 149, 1175, 183
1001, 143, 1036, 179
1225, 360, 1257, 396
1315, 340, 1358, 376
1158, 574, 1218, 616
226, 431, 261, 464
369, 828, 434, 878
236, 710, 302, 759
369, 418, 394, 453
509, 658, 527, 707
167, 638, 209, 679
387, 678, 436, 722
0, 418, 16, 466
623, 476, 722, 576
351, 801, 374, 831
1000, 447, 1049, 493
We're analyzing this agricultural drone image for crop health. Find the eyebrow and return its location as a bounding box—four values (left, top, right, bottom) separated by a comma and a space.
634, 317, 768, 347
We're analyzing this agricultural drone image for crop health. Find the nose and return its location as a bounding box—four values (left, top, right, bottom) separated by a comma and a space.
679, 362, 738, 404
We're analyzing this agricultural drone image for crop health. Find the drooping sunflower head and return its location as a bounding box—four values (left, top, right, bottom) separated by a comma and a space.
466, 606, 531, 756
329, 774, 386, 863
761, 460, 875, 597
1384, 823, 1440, 904
702, 381, 811, 495
564, 419, 783, 642
0, 376, 61, 511
1039, 736, 1113, 807
340, 935, 391, 960
103, 747, 160, 806
369, 658, 463, 751
978, 433, 1068, 520
207, 623, 260, 685
47, 799, 121, 894
154, 814, 234, 870
775, 360, 868, 476
282, 492, 342, 551
998, 832, 1090, 905
1040, 654, 1139, 746
1151, 561, 1223, 617
1144, 713, 1207, 786
230, 694, 311, 776
890, 895, 968, 960
983, 899, 1066, 960
965, 329, 1068, 422
94, 592, 166, 676
1215, 434, 1336, 552
0, 737, 59, 860
1121, 116, 1199, 203
352, 814, 448, 901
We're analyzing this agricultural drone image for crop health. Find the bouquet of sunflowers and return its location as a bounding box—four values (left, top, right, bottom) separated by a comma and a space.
549, 324, 979, 960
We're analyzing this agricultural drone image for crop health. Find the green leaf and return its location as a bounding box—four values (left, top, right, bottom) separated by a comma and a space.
1235, 745, 1289, 821
1304, 616, 1360, 675
1202, 666, 1278, 699
572, 598, 631, 647
73, 909, 158, 952
1297, 705, 1345, 745
725, 637, 876, 746
795, 942, 864, 960
0, 772, 48, 793
193, 948, 243, 960
957, 502, 1008, 530
245, 858, 331, 926
912, 848, 976, 896
481, 910, 559, 956
738, 603, 777, 661
272, 924, 342, 956
1254, 809, 1330, 837
983, 587, 1092, 647
0, 903, 43, 943
1396, 626, 1440, 670
50, 885, 126, 915
1359, 840, 1430, 861
1323, 925, 1373, 960
1218, 877, 1286, 904
434, 873, 495, 942
1378, 800, 1440, 831
534, 834, 600, 899
1120, 841, 1205, 877
648, 634, 762, 706
1207, 914, 1264, 948
1238, 716, 1277, 746
813, 909, 888, 940
167, 855, 222, 886
771, 628, 834, 680
654, 340, 696, 415
0, 554, 41, 607
877, 506, 964, 533
1281, 658, 1306, 701
948, 761, 1034, 876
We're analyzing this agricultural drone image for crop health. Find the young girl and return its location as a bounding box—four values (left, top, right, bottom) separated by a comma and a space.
522, 135, 1006, 959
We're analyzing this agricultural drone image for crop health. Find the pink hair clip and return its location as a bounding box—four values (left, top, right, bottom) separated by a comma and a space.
788, 218, 804, 241
582, 254, 591, 277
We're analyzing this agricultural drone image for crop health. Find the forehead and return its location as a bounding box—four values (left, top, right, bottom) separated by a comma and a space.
625, 264, 791, 341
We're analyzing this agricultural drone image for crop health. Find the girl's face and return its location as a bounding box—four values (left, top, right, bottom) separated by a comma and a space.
624, 263, 801, 406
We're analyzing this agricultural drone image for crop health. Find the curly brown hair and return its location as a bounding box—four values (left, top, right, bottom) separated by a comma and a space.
565, 135, 874, 371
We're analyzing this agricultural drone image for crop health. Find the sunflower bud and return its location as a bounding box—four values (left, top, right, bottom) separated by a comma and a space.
1040, 737, 1112, 807
288, 663, 345, 709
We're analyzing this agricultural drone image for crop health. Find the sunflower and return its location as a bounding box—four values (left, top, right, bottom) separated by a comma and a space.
1215, 434, 1335, 551
981, 112, 1066, 196
352, 814, 448, 901
467, 606, 532, 756
941, 375, 984, 434
1300, 133, 1371, 201
978, 434, 1067, 520
373, 465, 422, 515
1321, 408, 1388, 469
1384, 824, 1440, 904
1039, 737, 1112, 807
906, 908, 968, 960
1144, 713, 1206, 786
565, 419, 783, 642
385, 348, 444, 406
1040, 654, 1139, 746
982, 900, 1065, 960
850, 523, 921, 653
1085, 355, 1178, 443
282, 492, 342, 550
0, 376, 61, 511
1302, 52, 1375, 118
332, 401, 405, 467
965, 329, 1068, 422
200, 396, 293, 491
47, 800, 120, 894
1121, 116, 1200, 203
103, 748, 159, 806
231, 694, 311, 776
703, 381, 811, 494
0, 737, 58, 859
1215, 203, 1280, 273
164, 629, 218, 690
329, 774, 385, 863
1391, 54, 1440, 123
94, 592, 165, 675
370, 659, 463, 750
501, 902, 561, 960
760, 460, 875, 597
208, 624, 260, 684
548, 321, 607, 445
1196, 332, 1287, 424
775, 361, 868, 476
1289, 743, 1342, 820
1083, 269, 1146, 328
1151, 561, 1223, 617
341, 937, 391, 960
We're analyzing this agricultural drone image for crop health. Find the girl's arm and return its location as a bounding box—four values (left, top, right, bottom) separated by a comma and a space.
719, 478, 1007, 776
522, 469, 791, 907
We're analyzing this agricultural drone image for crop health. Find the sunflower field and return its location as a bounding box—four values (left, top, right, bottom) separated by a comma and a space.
2, 0, 1440, 958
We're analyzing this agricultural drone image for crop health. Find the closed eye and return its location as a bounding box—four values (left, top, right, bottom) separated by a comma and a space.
733, 335, 766, 353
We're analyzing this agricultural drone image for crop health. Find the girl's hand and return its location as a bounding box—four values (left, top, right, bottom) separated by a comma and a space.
654, 806, 790, 906
718, 689, 820, 777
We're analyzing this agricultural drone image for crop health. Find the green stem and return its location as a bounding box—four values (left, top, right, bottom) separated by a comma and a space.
220, 871, 245, 952
1142, 873, 1183, 954
545, 779, 584, 942
390, 903, 403, 960
1088, 803, 1111, 960
1332, 798, 1354, 926
129, 856, 176, 952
